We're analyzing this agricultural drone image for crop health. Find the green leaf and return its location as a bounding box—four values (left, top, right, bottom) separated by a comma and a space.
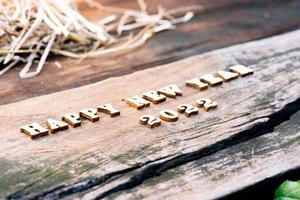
275, 180, 300, 200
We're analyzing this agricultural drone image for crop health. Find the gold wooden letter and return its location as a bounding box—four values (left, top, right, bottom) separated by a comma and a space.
47, 118, 69, 133
157, 84, 182, 98
200, 74, 223, 86
229, 65, 254, 77
98, 103, 120, 117
142, 91, 166, 104
20, 123, 48, 139
196, 98, 218, 111
177, 104, 199, 117
159, 109, 179, 122
125, 96, 150, 110
79, 108, 99, 122
185, 78, 208, 91
140, 115, 161, 128
62, 113, 81, 127
217, 70, 239, 81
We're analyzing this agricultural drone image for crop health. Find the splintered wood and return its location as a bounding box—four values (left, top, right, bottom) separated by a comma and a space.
1, 29, 300, 199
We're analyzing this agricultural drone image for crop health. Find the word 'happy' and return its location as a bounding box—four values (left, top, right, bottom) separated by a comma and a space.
20, 65, 253, 139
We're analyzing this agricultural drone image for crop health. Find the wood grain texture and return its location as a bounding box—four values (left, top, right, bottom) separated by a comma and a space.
1, 0, 300, 105
1, 29, 300, 199
107, 111, 300, 200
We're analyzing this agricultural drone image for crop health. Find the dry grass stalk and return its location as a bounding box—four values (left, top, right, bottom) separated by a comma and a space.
0, 0, 200, 78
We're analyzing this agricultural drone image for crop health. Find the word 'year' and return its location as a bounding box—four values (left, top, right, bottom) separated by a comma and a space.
20, 65, 253, 139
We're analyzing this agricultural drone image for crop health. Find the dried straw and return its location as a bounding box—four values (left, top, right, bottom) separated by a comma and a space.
0, 0, 200, 78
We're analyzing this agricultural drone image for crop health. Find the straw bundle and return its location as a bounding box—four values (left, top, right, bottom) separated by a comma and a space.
0, 0, 198, 78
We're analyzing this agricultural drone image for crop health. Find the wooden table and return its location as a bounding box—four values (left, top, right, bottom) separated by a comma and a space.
1, 1, 300, 199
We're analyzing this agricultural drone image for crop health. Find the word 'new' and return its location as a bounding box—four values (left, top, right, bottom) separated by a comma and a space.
20, 65, 253, 139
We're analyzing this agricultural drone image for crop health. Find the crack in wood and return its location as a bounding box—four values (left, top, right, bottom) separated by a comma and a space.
6, 154, 176, 200
2, 13, 300, 199
89, 98, 300, 200
219, 165, 300, 200
92, 98, 300, 200
8, 97, 299, 200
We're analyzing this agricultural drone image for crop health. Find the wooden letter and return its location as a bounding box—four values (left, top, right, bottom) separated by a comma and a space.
140, 115, 161, 128
79, 108, 99, 122
229, 65, 254, 77
217, 70, 239, 81
142, 91, 166, 104
159, 109, 179, 122
200, 74, 223, 86
20, 123, 48, 139
98, 103, 120, 117
177, 104, 199, 117
62, 113, 81, 127
185, 78, 208, 91
125, 96, 150, 110
47, 118, 69, 133
196, 98, 218, 111
157, 84, 182, 98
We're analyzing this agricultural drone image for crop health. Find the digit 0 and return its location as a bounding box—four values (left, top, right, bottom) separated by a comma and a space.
159, 109, 179, 122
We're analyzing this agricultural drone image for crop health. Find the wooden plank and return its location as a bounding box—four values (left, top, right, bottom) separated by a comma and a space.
98, 111, 300, 200
1, 29, 300, 199
1, 0, 300, 105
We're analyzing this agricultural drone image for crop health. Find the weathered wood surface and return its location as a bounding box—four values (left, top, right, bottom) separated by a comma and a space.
0, 29, 300, 199
105, 111, 300, 200
1, 0, 300, 105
